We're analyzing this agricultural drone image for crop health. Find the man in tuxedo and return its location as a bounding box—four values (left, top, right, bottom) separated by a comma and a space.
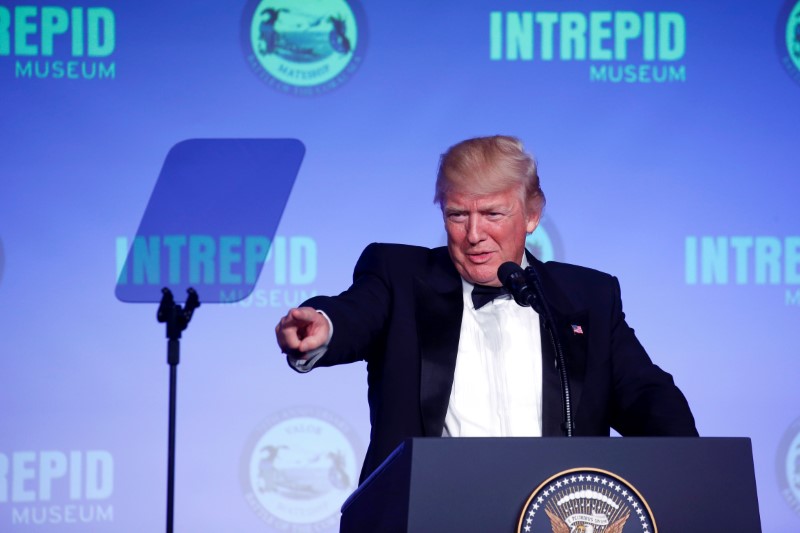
275, 136, 697, 483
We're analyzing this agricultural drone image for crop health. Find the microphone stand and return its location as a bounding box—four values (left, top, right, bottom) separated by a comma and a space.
524, 266, 574, 437
157, 287, 200, 533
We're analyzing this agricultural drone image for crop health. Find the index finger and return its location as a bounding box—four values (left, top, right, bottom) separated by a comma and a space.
287, 306, 321, 325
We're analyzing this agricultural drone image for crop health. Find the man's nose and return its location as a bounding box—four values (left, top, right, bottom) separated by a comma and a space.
466, 216, 485, 244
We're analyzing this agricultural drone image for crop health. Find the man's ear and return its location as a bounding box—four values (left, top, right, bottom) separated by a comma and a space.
526, 210, 540, 234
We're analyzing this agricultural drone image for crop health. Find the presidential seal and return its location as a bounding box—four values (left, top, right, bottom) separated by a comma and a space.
518, 468, 656, 533
776, 416, 800, 515
241, 406, 362, 531
241, 0, 368, 95
777, 0, 800, 86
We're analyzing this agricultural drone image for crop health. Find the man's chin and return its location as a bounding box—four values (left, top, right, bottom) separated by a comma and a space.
451, 254, 501, 285
464, 267, 501, 286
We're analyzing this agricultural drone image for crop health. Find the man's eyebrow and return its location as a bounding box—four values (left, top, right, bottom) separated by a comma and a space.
479, 202, 511, 213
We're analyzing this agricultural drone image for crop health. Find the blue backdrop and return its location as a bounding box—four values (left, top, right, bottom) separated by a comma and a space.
1, 0, 799, 530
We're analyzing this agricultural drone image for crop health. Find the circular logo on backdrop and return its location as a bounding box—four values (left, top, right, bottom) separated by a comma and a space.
777, 0, 800, 85
241, 407, 362, 530
776, 417, 800, 515
526, 214, 565, 263
241, 0, 368, 95
517, 468, 657, 533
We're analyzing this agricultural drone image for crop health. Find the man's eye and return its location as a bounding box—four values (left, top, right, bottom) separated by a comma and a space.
448, 213, 466, 221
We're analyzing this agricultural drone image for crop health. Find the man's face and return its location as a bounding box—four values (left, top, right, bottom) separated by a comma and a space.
444, 186, 539, 286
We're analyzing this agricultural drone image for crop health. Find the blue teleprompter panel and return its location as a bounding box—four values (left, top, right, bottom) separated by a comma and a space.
115, 138, 305, 303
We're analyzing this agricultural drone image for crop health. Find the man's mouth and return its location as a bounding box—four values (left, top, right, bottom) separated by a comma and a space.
466, 251, 494, 263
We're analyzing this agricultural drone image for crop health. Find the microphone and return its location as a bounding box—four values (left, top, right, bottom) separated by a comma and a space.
498, 262, 539, 311
497, 262, 530, 306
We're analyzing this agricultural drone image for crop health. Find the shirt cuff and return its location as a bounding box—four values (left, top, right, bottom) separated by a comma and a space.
286, 310, 333, 373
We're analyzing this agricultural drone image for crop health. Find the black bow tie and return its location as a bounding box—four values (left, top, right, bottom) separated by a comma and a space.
471, 284, 508, 309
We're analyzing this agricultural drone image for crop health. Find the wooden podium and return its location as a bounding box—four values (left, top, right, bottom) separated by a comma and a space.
340, 437, 761, 532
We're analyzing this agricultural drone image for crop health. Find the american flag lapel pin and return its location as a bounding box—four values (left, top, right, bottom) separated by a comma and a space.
571, 324, 584, 335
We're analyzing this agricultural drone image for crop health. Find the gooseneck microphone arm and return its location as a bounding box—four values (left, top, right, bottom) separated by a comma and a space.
523, 263, 574, 437
498, 262, 574, 437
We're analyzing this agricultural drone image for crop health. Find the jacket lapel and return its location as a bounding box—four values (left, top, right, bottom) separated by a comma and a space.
540, 313, 564, 436
528, 253, 588, 436
414, 248, 463, 437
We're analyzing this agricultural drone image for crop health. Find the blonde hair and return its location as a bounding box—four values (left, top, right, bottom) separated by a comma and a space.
434, 135, 545, 216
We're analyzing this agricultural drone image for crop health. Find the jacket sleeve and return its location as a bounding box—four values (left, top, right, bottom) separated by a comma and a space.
291, 243, 394, 368
607, 276, 699, 436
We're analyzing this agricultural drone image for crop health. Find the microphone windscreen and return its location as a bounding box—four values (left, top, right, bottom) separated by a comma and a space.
498, 261, 523, 286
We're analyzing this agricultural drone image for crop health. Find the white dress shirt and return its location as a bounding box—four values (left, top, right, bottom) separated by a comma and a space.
443, 258, 543, 437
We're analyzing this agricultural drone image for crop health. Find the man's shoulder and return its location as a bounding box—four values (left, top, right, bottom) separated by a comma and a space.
534, 258, 620, 307
539, 259, 615, 285
353, 243, 458, 280
360, 242, 449, 266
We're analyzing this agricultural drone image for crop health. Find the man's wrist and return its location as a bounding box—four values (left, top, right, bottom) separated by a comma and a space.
286, 310, 333, 373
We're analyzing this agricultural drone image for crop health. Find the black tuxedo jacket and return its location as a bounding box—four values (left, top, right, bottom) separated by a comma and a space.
300, 243, 697, 482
